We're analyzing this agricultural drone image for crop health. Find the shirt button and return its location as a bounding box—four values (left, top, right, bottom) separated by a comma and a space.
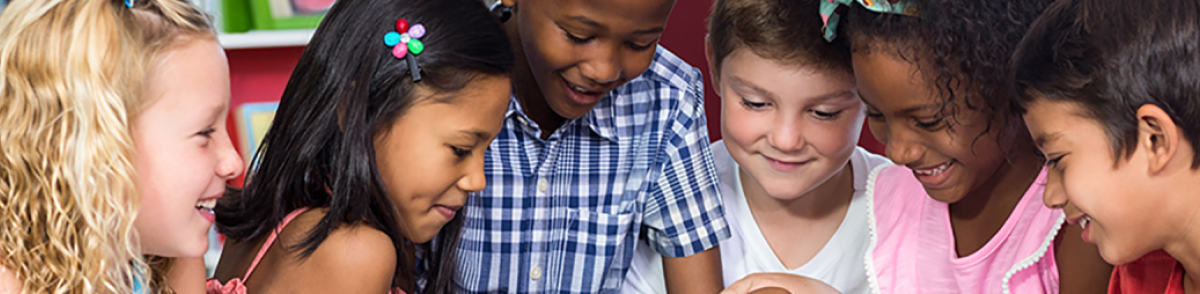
530, 266, 543, 281
516, 116, 529, 126
537, 178, 549, 192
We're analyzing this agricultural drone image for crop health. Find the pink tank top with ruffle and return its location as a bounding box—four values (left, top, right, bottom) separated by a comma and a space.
865, 165, 1064, 294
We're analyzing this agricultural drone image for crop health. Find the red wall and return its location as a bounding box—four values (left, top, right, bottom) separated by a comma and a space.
223, 47, 305, 187
222, 3, 886, 185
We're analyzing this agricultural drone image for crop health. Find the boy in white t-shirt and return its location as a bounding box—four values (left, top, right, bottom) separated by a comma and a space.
623, 0, 890, 293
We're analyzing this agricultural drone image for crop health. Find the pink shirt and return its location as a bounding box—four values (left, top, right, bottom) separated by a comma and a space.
865, 165, 1063, 294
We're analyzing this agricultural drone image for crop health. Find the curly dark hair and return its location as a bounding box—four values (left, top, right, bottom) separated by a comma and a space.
842, 0, 1053, 145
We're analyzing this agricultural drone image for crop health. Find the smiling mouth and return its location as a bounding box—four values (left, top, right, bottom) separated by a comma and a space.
913, 160, 953, 176
195, 198, 217, 213
435, 205, 461, 219
567, 82, 599, 94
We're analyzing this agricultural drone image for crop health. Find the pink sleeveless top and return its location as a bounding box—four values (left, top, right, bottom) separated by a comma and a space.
205, 209, 405, 294
864, 165, 1064, 294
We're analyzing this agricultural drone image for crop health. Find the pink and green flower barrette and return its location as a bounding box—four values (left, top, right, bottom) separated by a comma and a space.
383, 18, 426, 81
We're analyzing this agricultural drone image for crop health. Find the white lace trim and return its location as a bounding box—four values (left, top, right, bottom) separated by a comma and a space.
1001, 212, 1065, 294
862, 164, 890, 294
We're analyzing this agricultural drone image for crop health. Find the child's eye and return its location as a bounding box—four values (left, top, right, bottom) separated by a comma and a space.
1046, 154, 1065, 168
914, 117, 944, 130
1036, 150, 1066, 170
865, 111, 885, 122
811, 109, 843, 120
627, 42, 654, 51
565, 32, 593, 44
740, 98, 769, 110
451, 146, 472, 157
197, 127, 216, 138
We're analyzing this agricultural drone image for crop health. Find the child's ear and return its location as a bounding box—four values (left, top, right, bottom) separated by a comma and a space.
1137, 104, 1181, 174
704, 34, 721, 94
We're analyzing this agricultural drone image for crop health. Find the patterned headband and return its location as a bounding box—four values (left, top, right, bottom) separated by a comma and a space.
820, 0, 918, 42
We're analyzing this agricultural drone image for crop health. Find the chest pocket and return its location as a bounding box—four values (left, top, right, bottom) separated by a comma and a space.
557, 208, 637, 293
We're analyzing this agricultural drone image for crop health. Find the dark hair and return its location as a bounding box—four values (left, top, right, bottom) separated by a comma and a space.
707, 0, 851, 75
1012, 0, 1200, 168
842, 0, 1051, 142
214, 0, 513, 292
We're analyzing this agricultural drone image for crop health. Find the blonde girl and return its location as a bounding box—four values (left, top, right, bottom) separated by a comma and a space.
0, 0, 239, 293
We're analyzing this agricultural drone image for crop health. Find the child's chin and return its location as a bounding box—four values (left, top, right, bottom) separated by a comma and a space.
145, 243, 207, 258
1099, 242, 1140, 266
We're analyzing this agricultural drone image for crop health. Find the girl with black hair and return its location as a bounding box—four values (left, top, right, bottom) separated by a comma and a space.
206, 0, 514, 293
825, 0, 1113, 292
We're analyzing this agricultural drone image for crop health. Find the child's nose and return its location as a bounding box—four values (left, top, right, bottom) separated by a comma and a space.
216, 131, 245, 180
458, 156, 487, 193
767, 115, 805, 153
580, 47, 622, 86
883, 126, 923, 166
1042, 170, 1067, 209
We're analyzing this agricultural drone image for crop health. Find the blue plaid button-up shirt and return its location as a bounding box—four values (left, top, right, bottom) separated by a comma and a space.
454, 47, 729, 293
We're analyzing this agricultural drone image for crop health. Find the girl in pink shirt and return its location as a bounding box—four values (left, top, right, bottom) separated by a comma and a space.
1014, 0, 1200, 293
823, 0, 1113, 292
205, 0, 514, 293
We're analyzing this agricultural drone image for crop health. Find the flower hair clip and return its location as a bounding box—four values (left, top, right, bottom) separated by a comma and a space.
820, 0, 917, 42
383, 18, 426, 82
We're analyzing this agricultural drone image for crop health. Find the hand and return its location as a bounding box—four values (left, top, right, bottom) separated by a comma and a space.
720, 273, 841, 294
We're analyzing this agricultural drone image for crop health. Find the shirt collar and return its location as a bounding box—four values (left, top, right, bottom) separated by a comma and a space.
505, 93, 619, 143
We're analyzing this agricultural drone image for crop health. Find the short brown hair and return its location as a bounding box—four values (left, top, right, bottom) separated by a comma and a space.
707, 0, 851, 74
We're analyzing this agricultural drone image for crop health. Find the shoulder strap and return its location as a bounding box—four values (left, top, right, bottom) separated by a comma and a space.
242, 208, 311, 279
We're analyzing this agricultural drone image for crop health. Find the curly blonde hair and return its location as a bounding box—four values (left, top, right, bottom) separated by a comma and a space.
0, 0, 214, 293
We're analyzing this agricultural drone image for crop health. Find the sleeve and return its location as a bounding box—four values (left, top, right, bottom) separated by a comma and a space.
640, 68, 730, 258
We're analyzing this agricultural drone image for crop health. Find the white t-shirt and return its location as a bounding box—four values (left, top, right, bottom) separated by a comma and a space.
622, 141, 891, 294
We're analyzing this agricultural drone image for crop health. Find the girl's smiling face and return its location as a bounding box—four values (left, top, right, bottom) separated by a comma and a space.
852, 50, 1007, 204
134, 38, 244, 257
373, 75, 510, 243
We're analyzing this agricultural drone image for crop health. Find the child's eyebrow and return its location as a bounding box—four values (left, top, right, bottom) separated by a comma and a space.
807, 90, 857, 104
457, 129, 491, 144
1034, 132, 1061, 149
728, 76, 777, 100
205, 102, 226, 123
899, 103, 941, 115
565, 15, 663, 35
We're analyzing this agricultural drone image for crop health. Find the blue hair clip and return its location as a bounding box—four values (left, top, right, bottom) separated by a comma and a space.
126, 0, 134, 8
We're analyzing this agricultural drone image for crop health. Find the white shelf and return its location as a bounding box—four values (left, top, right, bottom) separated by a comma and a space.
218, 29, 315, 50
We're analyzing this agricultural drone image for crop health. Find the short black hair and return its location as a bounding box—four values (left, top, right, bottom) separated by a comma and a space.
214, 0, 514, 292
707, 0, 851, 75
843, 0, 1053, 141
1012, 0, 1200, 168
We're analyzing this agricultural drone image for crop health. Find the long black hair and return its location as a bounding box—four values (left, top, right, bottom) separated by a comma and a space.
214, 0, 513, 292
